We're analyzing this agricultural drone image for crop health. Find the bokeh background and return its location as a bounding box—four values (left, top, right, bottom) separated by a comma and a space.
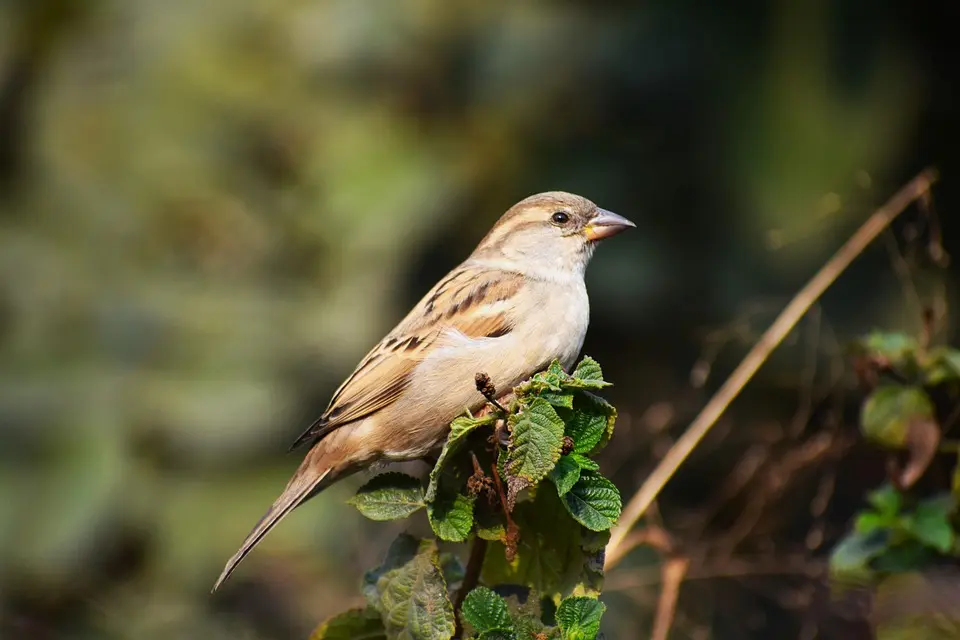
1, 1, 958, 638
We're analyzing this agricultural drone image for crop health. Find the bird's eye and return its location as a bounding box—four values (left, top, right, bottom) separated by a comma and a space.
551, 211, 570, 225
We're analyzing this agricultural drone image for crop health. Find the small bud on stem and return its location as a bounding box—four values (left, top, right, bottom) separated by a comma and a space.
475, 372, 507, 413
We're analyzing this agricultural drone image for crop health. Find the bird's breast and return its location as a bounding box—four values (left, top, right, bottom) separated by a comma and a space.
388, 280, 589, 448
513, 280, 589, 372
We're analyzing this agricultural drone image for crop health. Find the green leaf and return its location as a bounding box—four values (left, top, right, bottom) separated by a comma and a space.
916, 494, 953, 518
569, 454, 599, 471
905, 496, 955, 553
522, 360, 567, 393
549, 456, 582, 496
506, 398, 565, 486
925, 347, 960, 384
941, 349, 960, 377
567, 356, 611, 390
427, 414, 496, 502
349, 473, 425, 521
855, 512, 887, 534
474, 502, 507, 542
562, 471, 622, 532
362, 535, 420, 607
860, 385, 935, 449
427, 416, 483, 542
595, 401, 617, 452
546, 360, 567, 378
310, 607, 386, 640
476, 524, 507, 542
829, 529, 889, 583
478, 632, 517, 640
871, 542, 936, 573
567, 393, 617, 454
482, 488, 605, 600
571, 357, 604, 383
427, 491, 475, 542
861, 331, 919, 362
372, 539, 456, 640
461, 586, 514, 634
540, 391, 575, 409
565, 400, 608, 455
556, 597, 606, 640
867, 484, 902, 517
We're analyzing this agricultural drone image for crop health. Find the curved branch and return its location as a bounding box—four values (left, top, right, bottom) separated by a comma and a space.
605, 168, 940, 570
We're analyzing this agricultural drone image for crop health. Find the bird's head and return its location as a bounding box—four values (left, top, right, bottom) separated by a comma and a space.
471, 191, 635, 278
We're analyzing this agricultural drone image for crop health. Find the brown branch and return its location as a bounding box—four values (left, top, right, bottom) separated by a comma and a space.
651, 556, 689, 640
719, 434, 844, 555
453, 536, 489, 639
604, 554, 824, 592
614, 524, 675, 561
605, 168, 940, 570
490, 461, 519, 560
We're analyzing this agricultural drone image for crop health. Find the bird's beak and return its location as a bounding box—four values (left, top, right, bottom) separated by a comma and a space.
583, 208, 636, 242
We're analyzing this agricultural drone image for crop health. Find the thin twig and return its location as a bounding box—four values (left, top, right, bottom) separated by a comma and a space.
605, 168, 939, 570
651, 556, 689, 640
490, 461, 519, 560
475, 372, 507, 413
617, 525, 675, 557
604, 554, 823, 592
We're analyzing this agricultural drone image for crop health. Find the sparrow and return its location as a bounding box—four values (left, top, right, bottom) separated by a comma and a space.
213, 191, 634, 591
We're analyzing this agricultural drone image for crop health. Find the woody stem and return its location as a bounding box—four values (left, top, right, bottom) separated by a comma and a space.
453, 536, 488, 638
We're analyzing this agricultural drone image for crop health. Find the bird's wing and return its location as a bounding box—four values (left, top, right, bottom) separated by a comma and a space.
289, 267, 523, 449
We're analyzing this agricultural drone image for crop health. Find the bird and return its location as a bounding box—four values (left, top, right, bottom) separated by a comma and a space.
212, 191, 634, 591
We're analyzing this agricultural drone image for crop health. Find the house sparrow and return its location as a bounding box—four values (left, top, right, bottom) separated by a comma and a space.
213, 191, 634, 591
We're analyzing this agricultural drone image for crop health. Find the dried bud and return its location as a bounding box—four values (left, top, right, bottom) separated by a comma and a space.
561, 435, 575, 455
466, 474, 485, 497
475, 372, 497, 399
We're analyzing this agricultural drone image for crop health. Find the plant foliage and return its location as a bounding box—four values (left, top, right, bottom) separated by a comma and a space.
313, 357, 619, 639
830, 331, 960, 636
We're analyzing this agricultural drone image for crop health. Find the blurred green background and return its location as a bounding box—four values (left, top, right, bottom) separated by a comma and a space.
1, 0, 957, 638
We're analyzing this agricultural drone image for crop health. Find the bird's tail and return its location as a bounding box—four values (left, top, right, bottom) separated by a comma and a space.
211, 441, 350, 592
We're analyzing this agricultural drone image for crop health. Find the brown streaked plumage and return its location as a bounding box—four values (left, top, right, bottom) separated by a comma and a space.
212, 191, 634, 591
288, 270, 523, 449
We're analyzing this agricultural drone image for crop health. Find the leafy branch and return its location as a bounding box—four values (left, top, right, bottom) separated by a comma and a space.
831, 331, 960, 613
311, 356, 621, 640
